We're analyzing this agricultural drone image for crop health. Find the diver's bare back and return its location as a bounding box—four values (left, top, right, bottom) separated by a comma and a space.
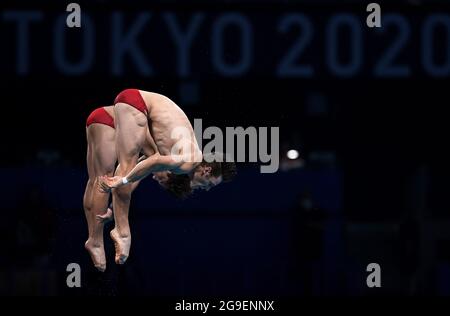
139, 90, 200, 157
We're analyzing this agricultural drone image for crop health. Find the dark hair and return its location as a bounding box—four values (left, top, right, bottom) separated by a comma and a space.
165, 154, 237, 199
165, 173, 192, 199
203, 160, 237, 183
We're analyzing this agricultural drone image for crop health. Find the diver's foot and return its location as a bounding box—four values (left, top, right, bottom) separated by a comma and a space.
84, 239, 106, 272
110, 228, 131, 265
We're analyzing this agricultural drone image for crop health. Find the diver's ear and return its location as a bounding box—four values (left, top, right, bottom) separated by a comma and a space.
202, 166, 212, 176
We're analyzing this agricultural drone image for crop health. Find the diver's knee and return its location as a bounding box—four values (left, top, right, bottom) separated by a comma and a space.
113, 186, 132, 201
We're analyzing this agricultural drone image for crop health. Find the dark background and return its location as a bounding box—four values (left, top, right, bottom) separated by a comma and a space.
0, 0, 449, 297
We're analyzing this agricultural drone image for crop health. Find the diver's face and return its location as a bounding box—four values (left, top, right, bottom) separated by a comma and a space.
190, 166, 222, 191
190, 175, 222, 191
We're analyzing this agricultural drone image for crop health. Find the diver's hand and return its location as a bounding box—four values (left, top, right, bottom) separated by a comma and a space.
96, 207, 113, 223
98, 175, 123, 193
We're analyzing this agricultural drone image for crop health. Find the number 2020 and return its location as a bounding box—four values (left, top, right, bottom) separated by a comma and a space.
277, 13, 450, 78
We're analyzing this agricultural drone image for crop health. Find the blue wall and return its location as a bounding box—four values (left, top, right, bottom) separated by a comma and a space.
1, 166, 342, 213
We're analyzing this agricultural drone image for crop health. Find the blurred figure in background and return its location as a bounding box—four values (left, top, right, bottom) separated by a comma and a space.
7, 186, 57, 295
398, 211, 420, 295
290, 190, 327, 295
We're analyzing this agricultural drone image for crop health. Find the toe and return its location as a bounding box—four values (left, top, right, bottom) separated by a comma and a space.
95, 264, 106, 272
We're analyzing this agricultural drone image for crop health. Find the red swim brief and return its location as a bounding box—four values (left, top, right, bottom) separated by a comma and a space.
113, 88, 148, 115
86, 107, 115, 129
